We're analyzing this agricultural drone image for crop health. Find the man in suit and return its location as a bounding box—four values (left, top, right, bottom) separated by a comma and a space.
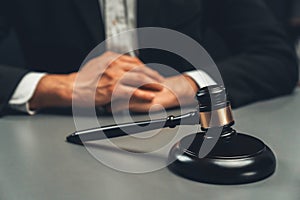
0, 0, 298, 115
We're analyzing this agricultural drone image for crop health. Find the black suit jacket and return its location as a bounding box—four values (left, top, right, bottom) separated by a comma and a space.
0, 0, 298, 115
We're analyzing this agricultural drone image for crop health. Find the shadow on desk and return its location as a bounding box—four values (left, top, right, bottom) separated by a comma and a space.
4, 106, 110, 117
4, 104, 187, 117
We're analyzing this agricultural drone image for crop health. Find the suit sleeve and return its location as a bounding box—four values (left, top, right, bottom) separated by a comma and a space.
0, 13, 28, 116
206, 0, 299, 108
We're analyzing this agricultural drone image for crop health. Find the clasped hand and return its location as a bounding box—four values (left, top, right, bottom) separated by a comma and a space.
29, 52, 198, 112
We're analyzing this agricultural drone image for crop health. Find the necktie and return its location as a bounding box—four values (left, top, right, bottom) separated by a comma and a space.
104, 0, 137, 56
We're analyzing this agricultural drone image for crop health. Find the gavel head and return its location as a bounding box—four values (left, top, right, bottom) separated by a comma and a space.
196, 85, 234, 130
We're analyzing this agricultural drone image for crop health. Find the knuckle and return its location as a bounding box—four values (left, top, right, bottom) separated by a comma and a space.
133, 57, 142, 63
115, 59, 122, 65
131, 66, 141, 72
138, 74, 148, 82
110, 59, 121, 67
120, 55, 129, 60
104, 69, 115, 79
107, 61, 114, 68
107, 84, 115, 94
133, 89, 141, 97
138, 74, 148, 81
122, 65, 131, 71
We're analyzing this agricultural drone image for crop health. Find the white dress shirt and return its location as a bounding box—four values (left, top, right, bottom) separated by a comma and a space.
9, 72, 46, 115
9, 0, 215, 114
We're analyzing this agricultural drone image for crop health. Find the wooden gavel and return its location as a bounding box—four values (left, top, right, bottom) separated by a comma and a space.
66, 85, 233, 145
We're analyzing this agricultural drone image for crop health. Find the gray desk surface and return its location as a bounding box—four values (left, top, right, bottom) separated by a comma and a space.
1, 89, 300, 200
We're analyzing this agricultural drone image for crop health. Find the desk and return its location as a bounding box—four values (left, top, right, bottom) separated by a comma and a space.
1, 89, 300, 200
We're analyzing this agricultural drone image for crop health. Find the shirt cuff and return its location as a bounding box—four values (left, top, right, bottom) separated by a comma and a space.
9, 72, 46, 115
184, 70, 217, 88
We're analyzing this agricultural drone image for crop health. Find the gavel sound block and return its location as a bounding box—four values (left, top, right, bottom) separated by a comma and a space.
66, 85, 276, 185
167, 86, 276, 184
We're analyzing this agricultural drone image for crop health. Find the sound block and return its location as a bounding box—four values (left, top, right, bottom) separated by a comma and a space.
168, 132, 276, 185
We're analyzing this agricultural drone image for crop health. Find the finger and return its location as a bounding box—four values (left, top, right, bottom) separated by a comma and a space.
120, 72, 164, 91
118, 55, 144, 64
130, 103, 163, 113
107, 98, 152, 113
116, 56, 165, 82
140, 83, 164, 91
80, 52, 121, 75
105, 99, 129, 113
109, 56, 164, 83
113, 85, 156, 101
114, 100, 164, 113
131, 66, 164, 82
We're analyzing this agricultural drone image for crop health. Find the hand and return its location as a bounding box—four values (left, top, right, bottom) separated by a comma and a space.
29, 52, 164, 110
108, 74, 199, 113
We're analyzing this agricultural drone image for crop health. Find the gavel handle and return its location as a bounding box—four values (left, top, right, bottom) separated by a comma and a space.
66, 111, 199, 145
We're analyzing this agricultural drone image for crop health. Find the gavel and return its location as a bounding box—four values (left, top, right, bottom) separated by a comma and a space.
66, 85, 276, 185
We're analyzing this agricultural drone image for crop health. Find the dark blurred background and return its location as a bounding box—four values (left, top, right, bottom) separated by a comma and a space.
0, 0, 299, 73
